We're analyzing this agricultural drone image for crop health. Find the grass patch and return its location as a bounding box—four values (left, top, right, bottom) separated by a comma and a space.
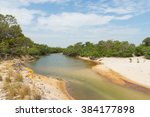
31, 90, 41, 100
15, 73, 23, 82
3, 81, 41, 100
2, 68, 41, 100
0, 74, 2, 81
8, 69, 14, 78
5, 77, 11, 83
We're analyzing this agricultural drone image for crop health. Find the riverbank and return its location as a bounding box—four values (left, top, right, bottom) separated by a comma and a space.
0, 57, 73, 100
79, 56, 150, 90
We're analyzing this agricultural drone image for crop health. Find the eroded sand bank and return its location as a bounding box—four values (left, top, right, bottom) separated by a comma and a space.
0, 59, 73, 100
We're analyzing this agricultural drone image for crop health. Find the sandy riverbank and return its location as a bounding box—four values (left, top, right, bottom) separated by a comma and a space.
0, 58, 73, 100
79, 56, 150, 90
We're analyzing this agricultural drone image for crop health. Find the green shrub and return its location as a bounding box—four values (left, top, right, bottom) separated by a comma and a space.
27, 47, 40, 56
145, 51, 150, 59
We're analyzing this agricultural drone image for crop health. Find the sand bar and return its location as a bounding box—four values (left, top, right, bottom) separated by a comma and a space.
79, 56, 150, 89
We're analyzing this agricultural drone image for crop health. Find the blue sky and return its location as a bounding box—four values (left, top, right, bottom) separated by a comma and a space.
0, 0, 150, 47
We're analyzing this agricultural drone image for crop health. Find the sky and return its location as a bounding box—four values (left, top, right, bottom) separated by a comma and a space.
0, 0, 150, 47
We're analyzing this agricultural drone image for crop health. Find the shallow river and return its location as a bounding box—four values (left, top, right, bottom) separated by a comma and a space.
27, 54, 150, 99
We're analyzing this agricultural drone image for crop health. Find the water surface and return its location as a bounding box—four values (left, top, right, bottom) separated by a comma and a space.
27, 54, 150, 99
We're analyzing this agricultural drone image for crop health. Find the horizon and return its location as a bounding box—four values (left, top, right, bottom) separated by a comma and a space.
0, 0, 150, 47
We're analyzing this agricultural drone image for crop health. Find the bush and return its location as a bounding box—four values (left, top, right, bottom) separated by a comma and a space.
145, 51, 150, 59
27, 47, 40, 56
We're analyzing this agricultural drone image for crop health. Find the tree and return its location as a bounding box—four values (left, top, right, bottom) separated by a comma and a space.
63, 40, 135, 57
0, 13, 61, 58
0, 14, 21, 41
142, 37, 150, 46
145, 50, 150, 59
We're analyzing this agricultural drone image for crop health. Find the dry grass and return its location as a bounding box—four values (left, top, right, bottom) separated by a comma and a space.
4, 82, 28, 99
0, 74, 2, 81
3, 81, 41, 100
31, 89, 41, 100
14, 73, 23, 82
7, 70, 23, 82
3, 74, 41, 100
5, 77, 11, 83
8, 69, 14, 78
1, 63, 41, 100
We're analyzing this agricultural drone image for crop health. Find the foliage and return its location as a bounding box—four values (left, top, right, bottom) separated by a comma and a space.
63, 40, 135, 57
1, 13, 150, 59
145, 51, 150, 59
64, 38, 150, 59
27, 47, 40, 56
142, 37, 150, 46
135, 44, 150, 59
0, 14, 62, 59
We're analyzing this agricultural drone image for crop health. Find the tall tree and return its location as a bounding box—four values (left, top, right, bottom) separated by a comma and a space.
142, 37, 150, 46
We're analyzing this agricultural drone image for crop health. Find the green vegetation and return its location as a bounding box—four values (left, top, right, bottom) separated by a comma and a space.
142, 37, 150, 46
64, 38, 150, 59
0, 14, 62, 59
135, 37, 150, 59
0, 13, 150, 59
64, 40, 136, 58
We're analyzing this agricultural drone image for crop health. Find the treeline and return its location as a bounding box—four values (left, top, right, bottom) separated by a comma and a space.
1, 14, 149, 59
63, 38, 150, 59
135, 37, 150, 59
0, 14, 62, 59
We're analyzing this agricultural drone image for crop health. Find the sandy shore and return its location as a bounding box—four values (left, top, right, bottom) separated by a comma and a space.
0, 58, 73, 100
79, 56, 150, 89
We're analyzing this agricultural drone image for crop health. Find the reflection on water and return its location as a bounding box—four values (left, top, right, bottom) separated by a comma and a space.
27, 53, 150, 99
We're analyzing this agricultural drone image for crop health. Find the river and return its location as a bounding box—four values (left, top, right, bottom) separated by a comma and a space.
27, 54, 150, 99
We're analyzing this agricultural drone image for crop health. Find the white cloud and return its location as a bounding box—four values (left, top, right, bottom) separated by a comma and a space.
115, 15, 133, 20
37, 12, 135, 32
37, 13, 114, 31
104, 7, 134, 14
0, 0, 149, 47
19, 0, 68, 5
87, 0, 150, 16
0, 8, 45, 25
24, 25, 140, 47
0, 0, 47, 25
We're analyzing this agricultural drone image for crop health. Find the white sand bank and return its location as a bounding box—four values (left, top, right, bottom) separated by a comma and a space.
95, 57, 150, 88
